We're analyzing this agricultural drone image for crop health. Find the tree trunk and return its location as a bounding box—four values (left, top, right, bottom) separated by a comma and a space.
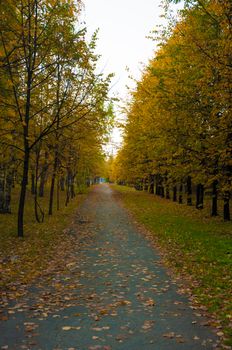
39, 175, 45, 197
196, 184, 204, 209
48, 152, 58, 215
11, 170, 15, 188
71, 175, 75, 198
160, 177, 164, 198
39, 151, 49, 197
223, 192, 230, 221
149, 175, 154, 194
39, 174, 45, 197
0, 166, 12, 214
0, 166, 5, 213
57, 176, 60, 211
211, 180, 218, 216
18, 148, 30, 237
60, 176, 65, 191
155, 175, 159, 195
49, 59, 61, 214
31, 172, 35, 194
166, 184, 170, 199
5, 172, 12, 213
186, 176, 192, 206
38, 167, 47, 197
173, 185, 177, 202
178, 182, 183, 204
143, 178, 148, 191
156, 175, 164, 197
65, 172, 71, 206
34, 148, 44, 223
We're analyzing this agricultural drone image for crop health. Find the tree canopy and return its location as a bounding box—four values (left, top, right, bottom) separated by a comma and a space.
112, 0, 232, 220
0, 0, 114, 236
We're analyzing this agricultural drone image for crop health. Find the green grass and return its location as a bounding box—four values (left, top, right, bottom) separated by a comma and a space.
113, 185, 232, 346
0, 185, 87, 291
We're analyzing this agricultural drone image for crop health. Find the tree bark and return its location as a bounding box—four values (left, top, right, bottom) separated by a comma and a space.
186, 176, 192, 205
155, 174, 164, 197
173, 185, 177, 202
18, 148, 30, 237
48, 151, 58, 215
5, 172, 12, 213
60, 176, 65, 191
149, 175, 154, 194
166, 184, 170, 199
31, 172, 35, 194
39, 172, 46, 197
223, 192, 230, 221
160, 177, 164, 198
71, 175, 75, 199
34, 148, 44, 223
49, 58, 61, 214
39, 154, 49, 197
65, 172, 71, 206
155, 175, 159, 195
57, 176, 60, 211
17, 0, 36, 237
178, 182, 183, 204
211, 180, 218, 216
0, 168, 7, 213
0, 167, 12, 214
143, 178, 148, 191
196, 184, 204, 209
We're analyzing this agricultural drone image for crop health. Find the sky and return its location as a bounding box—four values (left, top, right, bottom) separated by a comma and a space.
83, 0, 165, 153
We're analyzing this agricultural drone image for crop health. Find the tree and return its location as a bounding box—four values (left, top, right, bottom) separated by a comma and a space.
114, 0, 231, 220
0, 0, 113, 236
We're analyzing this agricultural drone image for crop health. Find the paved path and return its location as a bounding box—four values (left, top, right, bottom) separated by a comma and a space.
0, 184, 218, 349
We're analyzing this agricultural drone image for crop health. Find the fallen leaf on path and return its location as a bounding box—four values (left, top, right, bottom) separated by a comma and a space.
99, 309, 108, 315
119, 300, 131, 306
163, 332, 175, 338
1, 316, 8, 321
216, 331, 224, 337
145, 298, 155, 306
175, 334, 185, 343
142, 320, 155, 330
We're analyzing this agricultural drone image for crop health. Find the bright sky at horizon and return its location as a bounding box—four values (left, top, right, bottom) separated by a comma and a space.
83, 0, 165, 154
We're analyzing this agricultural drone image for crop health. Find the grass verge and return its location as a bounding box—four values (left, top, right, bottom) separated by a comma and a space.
113, 185, 232, 347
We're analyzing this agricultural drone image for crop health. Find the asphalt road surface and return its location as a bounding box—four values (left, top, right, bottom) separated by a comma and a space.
0, 184, 219, 350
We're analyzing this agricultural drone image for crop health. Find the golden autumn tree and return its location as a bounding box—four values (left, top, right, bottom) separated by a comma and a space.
0, 0, 114, 236
116, 0, 231, 220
